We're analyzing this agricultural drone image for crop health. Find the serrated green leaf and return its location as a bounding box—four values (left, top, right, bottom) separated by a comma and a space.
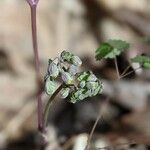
131, 55, 150, 63
95, 43, 113, 60
95, 39, 129, 60
143, 62, 150, 68
108, 39, 129, 50
131, 55, 150, 68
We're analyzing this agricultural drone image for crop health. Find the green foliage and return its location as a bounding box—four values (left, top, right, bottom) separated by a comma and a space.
45, 51, 103, 103
131, 55, 150, 68
95, 39, 129, 60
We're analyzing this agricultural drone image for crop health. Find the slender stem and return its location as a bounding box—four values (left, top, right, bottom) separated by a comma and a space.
120, 64, 131, 77
114, 57, 120, 79
30, 5, 43, 132
85, 114, 103, 150
120, 66, 142, 79
44, 83, 64, 127
84, 98, 109, 150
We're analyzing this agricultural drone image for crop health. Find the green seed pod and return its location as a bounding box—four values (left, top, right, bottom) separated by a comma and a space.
60, 51, 73, 63
71, 55, 82, 66
86, 81, 99, 90
68, 65, 78, 75
87, 73, 97, 82
61, 71, 74, 84
77, 71, 89, 81
48, 62, 59, 78
84, 89, 93, 97
74, 89, 85, 100
45, 77, 56, 95
61, 88, 70, 98
79, 81, 86, 88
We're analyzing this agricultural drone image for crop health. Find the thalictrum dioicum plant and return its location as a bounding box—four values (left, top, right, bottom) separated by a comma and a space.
25, 0, 150, 149
25, 0, 103, 148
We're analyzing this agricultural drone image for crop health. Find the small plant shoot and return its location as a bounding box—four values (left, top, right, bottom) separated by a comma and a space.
95, 39, 150, 79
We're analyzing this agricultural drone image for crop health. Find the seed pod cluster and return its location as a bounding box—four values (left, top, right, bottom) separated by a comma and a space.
68, 71, 103, 103
45, 51, 103, 103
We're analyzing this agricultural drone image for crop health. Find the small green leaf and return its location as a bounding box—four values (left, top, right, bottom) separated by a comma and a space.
131, 55, 150, 68
95, 39, 129, 60
108, 39, 129, 50
45, 77, 57, 95
95, 43, 113, 60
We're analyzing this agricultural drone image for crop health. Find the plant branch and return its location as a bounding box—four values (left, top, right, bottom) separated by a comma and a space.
84, 98, 109, 150
120, 66, 142, 79
85, 113, 103, 150
120, 64, 131, 77
44, 83, 64, 127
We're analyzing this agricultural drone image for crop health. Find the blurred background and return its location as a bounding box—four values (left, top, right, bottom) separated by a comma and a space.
0, 0, 150, 149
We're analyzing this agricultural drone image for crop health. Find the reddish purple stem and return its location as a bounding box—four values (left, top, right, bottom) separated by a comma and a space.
28, 2, 44, 132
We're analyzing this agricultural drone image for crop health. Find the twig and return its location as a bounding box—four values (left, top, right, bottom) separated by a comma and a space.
85, 115, 103, 150
120, 66, 142, 79
120, 65, 131, 77
84, 98, 109, 150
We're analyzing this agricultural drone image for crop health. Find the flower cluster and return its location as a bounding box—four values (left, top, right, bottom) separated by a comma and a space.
44, 51, 103, 103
